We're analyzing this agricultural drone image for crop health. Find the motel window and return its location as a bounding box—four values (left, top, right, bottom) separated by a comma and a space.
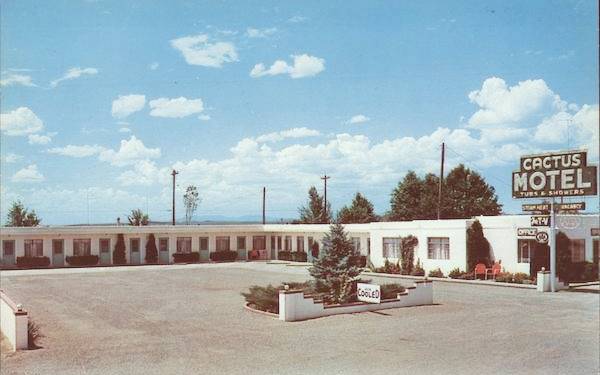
25, 239, 44, 257
517, 239, 535, 263
99, 239, 110, 253
159, 238, 169, 252
297, 236, 305, 252
73, 239, 91, 256
130, 238, 140, 253
428, 237, 450, 260
253, 236, 266, 250
237, 237, 246, 250
352, 237, 361, 253
199, 237, 208, 251
284, 236, 292, 251
569, 239, 585, 263
177, 237, 192, 253
216, 236, 230, 251
382, 238, 401, 258
3, 240, 15, 256
52, 239, 64, 255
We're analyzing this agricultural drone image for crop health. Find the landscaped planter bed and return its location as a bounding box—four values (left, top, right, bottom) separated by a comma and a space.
172, 252, 200, 263
66, 255, 99, 266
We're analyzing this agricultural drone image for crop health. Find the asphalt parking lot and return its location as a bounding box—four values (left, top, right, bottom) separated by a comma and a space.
1, 263, 598, 375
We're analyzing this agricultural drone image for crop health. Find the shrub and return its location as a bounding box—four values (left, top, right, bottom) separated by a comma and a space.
16, 256, 50, 268
241, 285, 280, 314
65, 255, 99, 266
351, 255, 367, 268
494, 272, 514, 283
380, 283, 406, 300
291, 251, 308, 262
448, 267, 473, 280
172, 252, 200, 263
513, 272, 530, 284
457, 271, 474, 280
428, 268, 444, 278
411, 258, 425, 276
400, 235, 418, 274
145, 234, 158, 264
372, 259, 401, 274
467, 220, 491, 270
113, 234, 126, 265
580, 262, 599, 282
209, 250, 237, 262
28, 319, 43, 349
278, 251, 292, 261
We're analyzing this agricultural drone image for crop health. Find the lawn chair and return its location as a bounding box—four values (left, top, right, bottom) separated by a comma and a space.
486, 262, 502, 280
474, 263, 487, 280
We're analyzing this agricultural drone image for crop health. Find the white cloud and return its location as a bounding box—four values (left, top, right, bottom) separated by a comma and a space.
347, 114, 370, 124
12, 164, 44, 183
246, 27, 277, 38
98, 136, 161, 166
198, 114, 211, 121
28, 133, 52, 145
149, 97, 204, 118
111, 94, 146, 118
0, 107, 44, 136
118, 127, 132, 133
50, 67, 98, 87
48, 144, 106, 158
149, 62, 159, 70
118, 160, 166, 186
0, 73, 36, 87
2, 153, 22, 163
255, 127, 321, 143
170, 34, 238, 68
288, 15, 308, 23
250, 54, 325, 79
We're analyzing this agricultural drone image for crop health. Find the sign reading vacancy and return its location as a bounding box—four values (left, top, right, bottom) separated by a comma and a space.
357, 283, 381, 304
512, 150, 597, 199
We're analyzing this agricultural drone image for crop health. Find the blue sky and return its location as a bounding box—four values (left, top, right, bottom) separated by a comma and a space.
1, 0, 598, 224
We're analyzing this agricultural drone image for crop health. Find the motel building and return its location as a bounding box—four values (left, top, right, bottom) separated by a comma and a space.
0, 214, 598, 277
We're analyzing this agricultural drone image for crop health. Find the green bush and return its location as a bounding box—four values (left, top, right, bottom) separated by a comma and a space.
209, 251, 237, 262
145, 234, 158, 264
241, 285, 280, 314
278, 251, 292, 261
113, 234, 126, 265
411, 258, 425, 276
16, 256, 50, 268
291, 251, 308, 262
448, 267, 464, 279
494, 272, 514, 283
172, 252, 200, 263
380, 283, 406, 300
513, 272, 530, 284
580, 262, 599, 282
428, 268, 444, 278
351, 255, 367, 268
372, 259, 401, 274
28, 319, 43, 349
65, 255, 99, 266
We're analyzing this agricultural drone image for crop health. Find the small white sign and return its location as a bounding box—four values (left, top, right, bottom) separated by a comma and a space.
357, 283, 380, 304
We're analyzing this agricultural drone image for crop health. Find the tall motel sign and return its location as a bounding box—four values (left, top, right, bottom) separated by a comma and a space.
512, 150, 598, 291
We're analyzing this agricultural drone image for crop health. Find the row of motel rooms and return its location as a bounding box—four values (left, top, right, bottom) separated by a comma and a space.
0, 215, 598, 275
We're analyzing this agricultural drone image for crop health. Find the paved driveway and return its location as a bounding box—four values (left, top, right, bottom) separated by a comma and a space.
0, 263, 598, 375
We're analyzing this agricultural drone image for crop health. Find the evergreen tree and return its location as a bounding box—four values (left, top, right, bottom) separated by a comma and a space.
145, 234, 158, 263
419, 173, 440, 219
113, 234, 126, 264
309, 223, 362, 303
388, 171, 423, 221
337, 192, 378, 224
466, 220, 491, 270
128, 209, 149, 226
298, 186, 331, 224
442, 165, 501, 219
5, 201, 41, 227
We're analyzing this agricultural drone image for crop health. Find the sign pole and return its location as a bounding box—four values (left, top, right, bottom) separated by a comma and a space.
549, 198, 556, 292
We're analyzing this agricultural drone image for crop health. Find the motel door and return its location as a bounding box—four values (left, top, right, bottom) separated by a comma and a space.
52, 239, 64, 267
99, 239, 111, 265
130, 238, 141, 265
2, 240, 15, 266
159, 238, 169, 264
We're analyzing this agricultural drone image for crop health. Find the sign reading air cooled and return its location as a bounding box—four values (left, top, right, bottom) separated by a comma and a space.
512, 150, 597, 198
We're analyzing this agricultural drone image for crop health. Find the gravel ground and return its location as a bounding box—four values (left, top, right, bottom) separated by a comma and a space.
0, 263, 598, 375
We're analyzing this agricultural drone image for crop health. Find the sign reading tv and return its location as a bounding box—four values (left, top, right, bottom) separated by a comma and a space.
512, 150, 597, 198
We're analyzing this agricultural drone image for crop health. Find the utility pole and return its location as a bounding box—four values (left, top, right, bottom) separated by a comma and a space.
437, 142, 445, 220
321, 174, 330, 221
171, 169, 178, 225
262, 187, 266, 225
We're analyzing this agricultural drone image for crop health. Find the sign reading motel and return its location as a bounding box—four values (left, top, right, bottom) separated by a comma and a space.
512, 150, 597, 198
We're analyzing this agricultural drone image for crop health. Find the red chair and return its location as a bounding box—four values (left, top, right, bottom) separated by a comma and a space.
474, 263, 487, 280
486, 262, 502, 280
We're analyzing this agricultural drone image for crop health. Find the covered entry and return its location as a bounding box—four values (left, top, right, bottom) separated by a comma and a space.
130, 238, 141, 264
52, 239, 64, 266
2, 240, 15, 266
99, 238, 111, 265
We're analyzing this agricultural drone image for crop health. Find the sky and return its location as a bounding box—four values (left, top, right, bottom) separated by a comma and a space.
1, 0, 598, 225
